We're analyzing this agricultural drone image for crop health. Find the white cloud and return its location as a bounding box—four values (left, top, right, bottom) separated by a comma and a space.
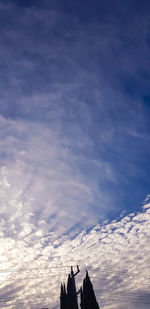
0, 113, 116, 239
0, 2, 150, 308
0, 199, 150, 308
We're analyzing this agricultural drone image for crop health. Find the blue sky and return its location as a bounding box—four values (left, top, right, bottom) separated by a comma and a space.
1, 0, 150, 222
0, 0, 150, 308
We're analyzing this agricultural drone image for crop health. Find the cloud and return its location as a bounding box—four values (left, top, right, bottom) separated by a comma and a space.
0, 198, 150, 308
0, 2, 150, 307
0, 113, 117, 239
0, 0, 150, 269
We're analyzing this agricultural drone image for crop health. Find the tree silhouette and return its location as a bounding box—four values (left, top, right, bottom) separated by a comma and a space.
60, 267, 79, 309
67, 272, 79, 309
60, 283, 68, 309
60, 268, 99, 309
80, 271, 99, 309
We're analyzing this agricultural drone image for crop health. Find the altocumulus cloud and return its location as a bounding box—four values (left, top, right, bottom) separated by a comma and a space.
0, 198, 150, 308
0, 1, 150, 308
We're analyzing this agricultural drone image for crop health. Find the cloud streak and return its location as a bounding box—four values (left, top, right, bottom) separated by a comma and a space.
0, 1, 150, 307
0, 113, 117, 238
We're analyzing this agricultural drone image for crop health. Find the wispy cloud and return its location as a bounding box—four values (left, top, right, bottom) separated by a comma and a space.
0, 113, 117, 238
0, 1, 150, 307
0, 0, 150, 237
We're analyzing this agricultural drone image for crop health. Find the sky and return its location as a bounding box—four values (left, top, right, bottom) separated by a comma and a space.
0, 0, 150, 308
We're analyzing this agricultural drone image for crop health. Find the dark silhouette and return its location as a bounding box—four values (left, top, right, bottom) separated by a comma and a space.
60, 283, 68, 309
80, 271, 99, 309
60, 266, 80, 309
60, 267, 100, 309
